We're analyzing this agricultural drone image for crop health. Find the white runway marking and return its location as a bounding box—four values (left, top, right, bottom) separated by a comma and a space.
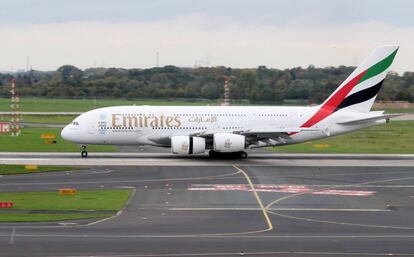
58, 223, 78, 226
0, 158, 50, 161
169, 207, 389, 212
191, 183, 414, 188
47, 251, 414, 257
268, 210, 414, 230
0, 170, 243, 187
9, 227, 15, 245
2, 233, 414, 239
1, 153, 414, 167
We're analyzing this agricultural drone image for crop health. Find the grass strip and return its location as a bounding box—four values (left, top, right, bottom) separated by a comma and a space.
0, 189, 132, 222
0, 165, 78, 175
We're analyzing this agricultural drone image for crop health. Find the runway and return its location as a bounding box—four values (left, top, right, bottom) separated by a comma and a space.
1, 152, 414, 166
1, 162, 414, 256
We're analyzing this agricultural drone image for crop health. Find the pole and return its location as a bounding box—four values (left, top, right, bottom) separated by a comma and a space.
10, 79, 20, 136
221, 77, 230, 106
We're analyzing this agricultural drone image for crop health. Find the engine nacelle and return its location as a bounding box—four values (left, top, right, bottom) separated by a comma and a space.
171, 136, 206, 155
213, 133, 245, 152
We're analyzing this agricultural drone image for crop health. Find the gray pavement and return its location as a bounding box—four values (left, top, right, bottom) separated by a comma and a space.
0, 164, 414, 256
0, 152, 414, 166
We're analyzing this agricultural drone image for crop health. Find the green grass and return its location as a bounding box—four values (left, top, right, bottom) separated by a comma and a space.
0, 189, 132, 222
0, 213, 110, 222
271, 121, 414, 154
375, 108, 414, 114
0, 127, 117, 152
20, 115, 76, 124
0, 190, 131, 210
0, 98, 220, 112
0, 165, 78, 175
0, 98, 412, 113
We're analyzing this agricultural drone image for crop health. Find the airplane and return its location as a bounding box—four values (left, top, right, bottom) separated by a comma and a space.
61, 45, 400, 158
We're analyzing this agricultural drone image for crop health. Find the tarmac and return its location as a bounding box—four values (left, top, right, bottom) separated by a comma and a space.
0, 156, 414, 256
0, 152, 414, 166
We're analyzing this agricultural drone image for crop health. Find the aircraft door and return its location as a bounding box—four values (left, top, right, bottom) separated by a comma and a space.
249, 110, 256, 124
290, 111, 299, 127
88, 122, 96, 134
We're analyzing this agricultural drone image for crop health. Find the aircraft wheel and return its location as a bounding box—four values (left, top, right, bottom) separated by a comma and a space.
81, 150, 88, 158
240, 151, 248, 159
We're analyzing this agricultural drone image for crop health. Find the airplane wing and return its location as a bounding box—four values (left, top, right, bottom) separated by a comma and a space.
238, 127, 322, 145
239, 127, 320, 135
147, 136, 170, 145
149, 127, 322, 148
192, 127, 320, 138
337, 113, 403, 125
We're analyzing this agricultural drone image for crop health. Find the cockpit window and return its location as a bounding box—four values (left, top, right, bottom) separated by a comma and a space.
72, 121, 79, 126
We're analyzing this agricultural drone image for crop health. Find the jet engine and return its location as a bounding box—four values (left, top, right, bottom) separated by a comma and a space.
171, 136, 206, 155
213, 133, 245, 152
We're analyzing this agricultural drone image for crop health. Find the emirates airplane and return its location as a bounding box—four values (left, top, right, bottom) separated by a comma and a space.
61, 45, 400, 158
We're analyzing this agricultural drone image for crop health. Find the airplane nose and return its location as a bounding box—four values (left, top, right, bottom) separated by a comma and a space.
61, 125, 69, 140
61, 123, 81, 143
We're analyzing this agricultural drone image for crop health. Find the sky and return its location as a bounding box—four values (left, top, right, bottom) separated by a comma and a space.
0, 0, 413, 73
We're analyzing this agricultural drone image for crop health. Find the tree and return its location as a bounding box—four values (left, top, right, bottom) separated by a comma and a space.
58, 65, 82, 80
1, 64, 412, 103
238, 70, 259, 97
201, 82, 220, 99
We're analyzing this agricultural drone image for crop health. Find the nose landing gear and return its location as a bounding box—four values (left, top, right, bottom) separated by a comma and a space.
81, 145, 88, 158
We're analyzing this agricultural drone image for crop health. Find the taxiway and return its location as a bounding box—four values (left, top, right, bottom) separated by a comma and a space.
0, 161, 414, 256
0, 152, 413, 166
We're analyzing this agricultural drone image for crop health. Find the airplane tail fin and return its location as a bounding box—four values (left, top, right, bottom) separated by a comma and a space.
299, 45, 398, 129
321, 45, 399, 113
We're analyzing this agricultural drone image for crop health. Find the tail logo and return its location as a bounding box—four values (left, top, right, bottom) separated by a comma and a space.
300, 47, 398, 129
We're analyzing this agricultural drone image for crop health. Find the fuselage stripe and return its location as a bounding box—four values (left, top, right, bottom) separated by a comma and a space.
300, 70, 366, 128
335, 80, 384, 111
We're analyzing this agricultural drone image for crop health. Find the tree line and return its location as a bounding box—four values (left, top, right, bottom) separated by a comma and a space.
0, 64, 413, 104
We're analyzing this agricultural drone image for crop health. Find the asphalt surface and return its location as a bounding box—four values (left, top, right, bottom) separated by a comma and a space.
1, 164, 414, 256
1, 152, 414, 166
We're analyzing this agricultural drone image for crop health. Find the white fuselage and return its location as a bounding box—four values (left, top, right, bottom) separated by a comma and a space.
61, 105, 384, 149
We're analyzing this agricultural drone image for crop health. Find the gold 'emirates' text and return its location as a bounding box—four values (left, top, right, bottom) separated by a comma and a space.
112, 114, 181, 128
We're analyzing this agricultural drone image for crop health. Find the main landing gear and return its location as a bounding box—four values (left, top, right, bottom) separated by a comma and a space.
240, 151, 248, 159
81, 145, 88, 158
209, 150, 248, 159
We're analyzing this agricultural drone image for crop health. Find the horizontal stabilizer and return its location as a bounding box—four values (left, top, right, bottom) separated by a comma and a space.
337, 113, 403, 125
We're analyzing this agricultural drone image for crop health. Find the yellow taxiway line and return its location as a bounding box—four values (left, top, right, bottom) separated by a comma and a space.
233, 165, 273, 231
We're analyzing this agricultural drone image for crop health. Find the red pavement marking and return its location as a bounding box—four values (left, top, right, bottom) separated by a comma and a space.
188, 184, 375, 197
